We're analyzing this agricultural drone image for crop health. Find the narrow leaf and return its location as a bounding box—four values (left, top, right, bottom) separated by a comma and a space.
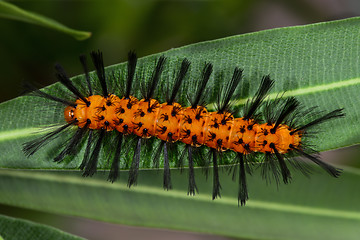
0, 1, 91, 40
0, 167, 359, 240
0, 214, 84, 240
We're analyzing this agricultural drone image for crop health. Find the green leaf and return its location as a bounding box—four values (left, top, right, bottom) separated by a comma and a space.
0, 17, 359, 169
0, 17, 360, 240
0, 1, 91, 40
0, 167, 359, 240
0, 214, 84, 240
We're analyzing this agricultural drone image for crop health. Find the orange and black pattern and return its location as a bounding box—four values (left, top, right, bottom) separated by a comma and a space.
23, 51, 344, 206
64, 92, 302, 154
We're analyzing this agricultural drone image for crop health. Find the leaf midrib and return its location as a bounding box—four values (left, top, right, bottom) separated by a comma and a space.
1, 169, 359, 221
213, 76, 360, 109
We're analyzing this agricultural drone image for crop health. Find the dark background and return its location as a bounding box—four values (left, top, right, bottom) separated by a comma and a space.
0, 0, 359, 239
1, 0, 358, 103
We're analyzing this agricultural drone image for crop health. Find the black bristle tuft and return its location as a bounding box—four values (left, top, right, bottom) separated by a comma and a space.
291, 108, 345, 134
83, 129, 105, 177
270, 144, 292, 184
190, 63, 213, 108
187, 146, 198, 195
244, 75, 274, 120
272, 97, 299, 131
212, 149, 222, 199
55, 64, 90, 105
79, 54, 93, 96
217, 67, 243, 113
23, 82, 76, 107
125, 51, 137, 99
108, 132, 123, 183
152, 141, 164, 169
144, 56, 166, 101
237, 153, 248, 206
291, 147, 342, 177
80, 130, 93, 170
128, 137, 142, 187
163, 142, 172, 190
23, 121, 76, 157
262, 153, 281, 185
167, 58, 191, 104
90, 50, 108, 97
54, 124, 88, 162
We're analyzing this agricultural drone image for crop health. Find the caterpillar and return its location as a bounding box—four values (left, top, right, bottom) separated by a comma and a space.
23, 50, 344, 206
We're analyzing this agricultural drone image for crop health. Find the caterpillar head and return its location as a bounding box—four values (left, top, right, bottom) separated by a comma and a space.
64, 105, 76, 123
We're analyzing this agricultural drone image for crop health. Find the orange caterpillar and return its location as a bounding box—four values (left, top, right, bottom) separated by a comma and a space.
24, 51, 344, 205
65, 84, 301, 155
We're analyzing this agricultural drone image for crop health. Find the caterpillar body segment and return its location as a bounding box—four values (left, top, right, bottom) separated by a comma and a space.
23, 50, 344, 206
64, 96, 302, 155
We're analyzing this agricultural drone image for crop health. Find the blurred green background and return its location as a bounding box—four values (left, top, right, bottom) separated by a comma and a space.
1, 0, 359, 103
0, 0, 359, 239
